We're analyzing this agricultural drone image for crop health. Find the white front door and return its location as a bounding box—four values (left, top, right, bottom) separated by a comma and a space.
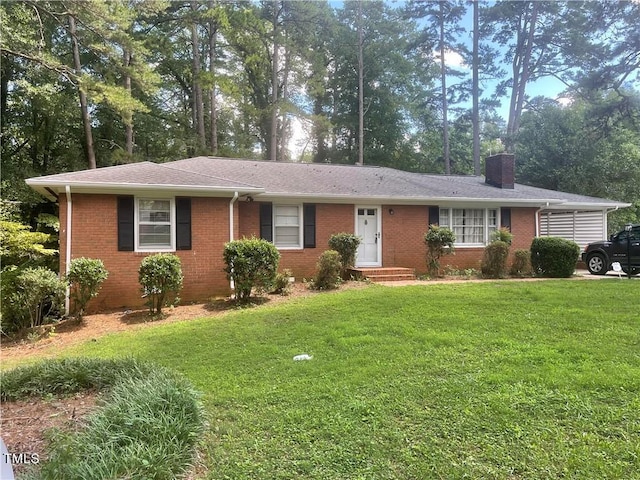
356, 207, 381, 266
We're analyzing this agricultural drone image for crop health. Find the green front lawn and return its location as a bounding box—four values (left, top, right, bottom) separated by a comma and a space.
22, 281, 640, 478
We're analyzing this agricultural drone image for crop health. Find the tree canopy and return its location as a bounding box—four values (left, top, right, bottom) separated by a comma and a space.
2, 0, 638, 224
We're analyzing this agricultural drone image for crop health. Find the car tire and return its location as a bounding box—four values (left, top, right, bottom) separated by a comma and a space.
586, 253, 607, 275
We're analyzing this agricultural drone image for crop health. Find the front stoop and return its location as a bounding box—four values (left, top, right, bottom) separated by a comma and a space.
349, 267, 416, 282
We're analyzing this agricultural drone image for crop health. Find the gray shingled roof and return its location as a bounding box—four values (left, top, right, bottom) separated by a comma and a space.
26, 156, 629, 208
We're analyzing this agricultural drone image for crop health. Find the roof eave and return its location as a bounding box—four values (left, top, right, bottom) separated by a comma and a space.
256, 192, 571, 207
25, 179, 265, 201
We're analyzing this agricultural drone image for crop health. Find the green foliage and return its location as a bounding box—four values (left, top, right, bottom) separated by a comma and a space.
424, 225, 456, 277
328, 233, 361, 275
271, 269, 293, 296
1, 357, 155, 401
138, 254, 183, 314
1, 358, 204, 480
67, 258, 109, 320
481, 240, 510, 279
0, 220, 57, 267
510, 249, 532, 277
2, 266, 66, 332
312, 250, 342, 290
491, 226, 513, 245
223, 237, 280, 303
530, 237, 580, 278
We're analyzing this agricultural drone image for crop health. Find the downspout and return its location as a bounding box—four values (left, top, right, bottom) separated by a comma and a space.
65, 185, 72, 315
535, 202, 549, 238
229, 192, 239, 294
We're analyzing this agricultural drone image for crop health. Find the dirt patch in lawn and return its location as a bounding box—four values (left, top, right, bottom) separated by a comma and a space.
1, 390, 101, 477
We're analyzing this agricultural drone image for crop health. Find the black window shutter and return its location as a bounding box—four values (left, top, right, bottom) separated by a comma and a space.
259, 203, 273, 242
501, 207, 512, 231
428, 206, 440, 226
117, 196, 134, 251
176, 197, 192, 250
303, 204, 316, 248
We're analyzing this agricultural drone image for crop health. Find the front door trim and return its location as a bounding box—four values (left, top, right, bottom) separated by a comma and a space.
354, 205, 382, 267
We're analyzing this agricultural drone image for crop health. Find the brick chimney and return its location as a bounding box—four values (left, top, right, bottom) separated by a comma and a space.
485, 153, 515, 189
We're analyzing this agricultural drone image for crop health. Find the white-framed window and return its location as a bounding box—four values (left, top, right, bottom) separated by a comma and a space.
439, 207, 499, 246
136, 198, 175, 251
274, 204, 302, 249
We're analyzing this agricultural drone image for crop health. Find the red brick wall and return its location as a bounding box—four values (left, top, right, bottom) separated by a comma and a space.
60, 195, 540, 311
60, 193, 232, 311
238, 202, 354, 279
382, 205, 429, 272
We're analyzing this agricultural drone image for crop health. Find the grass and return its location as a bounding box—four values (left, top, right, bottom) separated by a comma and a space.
1, 358, 205, 480
9, 280, 640, 479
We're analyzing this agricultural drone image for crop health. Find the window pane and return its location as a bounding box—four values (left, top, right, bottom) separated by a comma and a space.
274, 206, 301, 247
439, 208, 450, 227
138, 199, 172, 249
139, 225, 171, 246
275, 226, 299, 246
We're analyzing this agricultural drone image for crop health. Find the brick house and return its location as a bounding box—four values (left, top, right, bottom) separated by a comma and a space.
26, 154, 629, 311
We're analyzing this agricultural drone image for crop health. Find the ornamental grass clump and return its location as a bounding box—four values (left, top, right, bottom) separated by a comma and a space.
1, 358, 205, 480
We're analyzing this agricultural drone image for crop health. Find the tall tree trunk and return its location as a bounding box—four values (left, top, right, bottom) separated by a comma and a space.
208, 0, 218, 155
472, 0, 480, 175
123, 48, 134, 158
191, 1, 206, 151
69, 15, 96, 169
270, 0, 280, 161
357, 0, 364, 166
0, 56, 11, 154
280, 30, 291, 162
439, 2, 450, 174
506, 1, 538, 152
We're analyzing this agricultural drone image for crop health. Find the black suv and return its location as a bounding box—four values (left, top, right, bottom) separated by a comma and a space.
582, 224, 640, 275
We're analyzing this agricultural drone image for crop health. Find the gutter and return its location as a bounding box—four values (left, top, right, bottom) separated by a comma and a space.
228, 192, 239, 294
65, 186, 72, 316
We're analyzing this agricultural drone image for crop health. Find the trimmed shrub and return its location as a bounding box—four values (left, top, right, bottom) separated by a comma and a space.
67, 257, 109, 320
271, 269, 293, 296
530, 237, 580, 278
424, 225, 456, 277
5, 267, 66, 330
328, 233, 361, 276
223, 237, 280, 303
312, 250, 342, 290
510, 249, 531, 277
139, 253, 183, 314
481, 240, 510, 278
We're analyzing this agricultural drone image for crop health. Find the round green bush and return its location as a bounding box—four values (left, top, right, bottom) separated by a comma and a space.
139, 253, 183, 313
530, 237, 580, 278
223, 237, 280, 303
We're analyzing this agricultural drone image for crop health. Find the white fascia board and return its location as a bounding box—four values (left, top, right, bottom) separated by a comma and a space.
254, 192, 567, 207
542, 201, 631, 210
25, 180, 264, 199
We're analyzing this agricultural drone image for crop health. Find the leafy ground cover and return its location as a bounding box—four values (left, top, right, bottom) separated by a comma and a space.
7, 280, 640, 479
